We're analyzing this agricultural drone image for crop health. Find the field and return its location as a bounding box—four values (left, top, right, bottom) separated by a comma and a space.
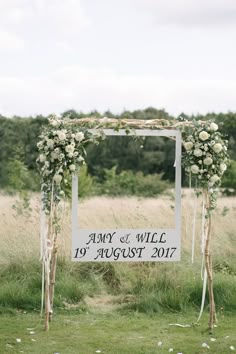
0, 192, 236, 353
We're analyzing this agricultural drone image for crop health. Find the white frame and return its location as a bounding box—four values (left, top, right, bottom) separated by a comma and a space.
72, 129, 181, 262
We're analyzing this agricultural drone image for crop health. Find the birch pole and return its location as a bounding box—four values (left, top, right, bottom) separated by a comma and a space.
203, 189, 217, 331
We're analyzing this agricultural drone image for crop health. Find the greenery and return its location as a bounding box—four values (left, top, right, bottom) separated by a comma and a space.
94, 166, 171, 197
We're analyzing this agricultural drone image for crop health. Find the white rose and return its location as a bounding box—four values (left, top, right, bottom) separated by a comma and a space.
199, 131, 210, 141
193, 149, 203, 157
210, 122, 218, 131
184, 142, 193, 151
75, 132, 84, 142
47, 139, 54, 148
39, 154, 46, 162
210, 174, 220, 184
54, 174, 62, 184
71, 134, 75, 138
51, 152, 58, 159
51, 120, 60, 127
191, 165, 199, 174
68, 152, 74, 158
58, 131, 66, 141
69, 164, 76, 172
65, 144, 75, 154
220, 163, 227, 173
203, 157, 213, 165
213, 143, 223, 153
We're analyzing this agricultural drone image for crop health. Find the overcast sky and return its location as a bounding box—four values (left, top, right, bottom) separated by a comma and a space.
1, 0, 236, 117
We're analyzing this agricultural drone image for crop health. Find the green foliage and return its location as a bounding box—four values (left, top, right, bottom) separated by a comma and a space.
95, 166, 171, 197
6, 156, 39, 192
63, 165, 95, 199
222, 160, 236, 195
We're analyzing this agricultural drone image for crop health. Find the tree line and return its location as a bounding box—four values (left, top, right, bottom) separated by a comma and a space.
0, 108, 235, 193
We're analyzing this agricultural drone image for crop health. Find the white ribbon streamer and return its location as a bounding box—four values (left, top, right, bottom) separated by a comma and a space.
191, 192, 197, 264
196, 267, 208, 324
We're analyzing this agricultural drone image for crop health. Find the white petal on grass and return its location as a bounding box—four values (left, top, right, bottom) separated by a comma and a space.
202, 342, 210, 349
225, 336, 230, 339
16, 338, 21, 343
95, 351, 102, 353
210, 338, 216, 342
230, 346, 235, 351
31, 339, 36, 342
29, 331, 35, 335
168, 348, 174, 352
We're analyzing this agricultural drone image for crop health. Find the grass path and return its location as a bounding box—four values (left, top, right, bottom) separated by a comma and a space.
0, 311, 235, 354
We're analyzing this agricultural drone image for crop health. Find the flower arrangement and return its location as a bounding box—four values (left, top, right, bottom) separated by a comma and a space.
36, 115, 101, 213
182, 120, 229, 213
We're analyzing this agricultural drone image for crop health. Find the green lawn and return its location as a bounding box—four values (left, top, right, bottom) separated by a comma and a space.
0, 311, 235, 354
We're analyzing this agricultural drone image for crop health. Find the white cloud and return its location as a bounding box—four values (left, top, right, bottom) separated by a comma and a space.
0, 30, 24, 50
1, 66, 236, 116
132, 0, 236, 27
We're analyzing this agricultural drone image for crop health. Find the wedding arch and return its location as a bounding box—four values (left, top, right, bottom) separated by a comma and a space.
37, 115, 229, 331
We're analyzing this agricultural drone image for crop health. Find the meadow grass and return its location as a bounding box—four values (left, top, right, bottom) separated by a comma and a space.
0, 311, 236, 353
0, 192, 236, 353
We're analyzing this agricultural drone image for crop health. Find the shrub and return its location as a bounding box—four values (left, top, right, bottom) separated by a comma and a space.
95, 166, 171, 197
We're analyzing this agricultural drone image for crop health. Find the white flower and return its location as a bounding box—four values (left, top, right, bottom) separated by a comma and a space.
230, 346, 235, 351
210, 122, 218, 131
199, 131, 210, 141
68, 152, 74, 158
191, 165, 199, 174
39, 154, 46, 162
47, 139, 54, 148
210, 338, 216, 342
168, 349, 174, 352
65, 144, 75, 154
194, 148, 203, 157
54, 174, 62, 185
210, 174, 220, 184
37, 141, 43, 148
78, 156, 84, 162
220, 163, 227, 173
213, 143, 223, 153
204, 157, 213, 165
69, 164, 76, 172
51, 152, 58, 160
184, 142, 193, 151
74, 152, 79, 157
58, 131, 67, 141
75, 132, 84, 142
157, 341, 162, 347
16, 338, 21, 343
51, 119, 60, 127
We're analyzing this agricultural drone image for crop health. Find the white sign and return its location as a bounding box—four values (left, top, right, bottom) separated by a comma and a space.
72, 129, 182, 262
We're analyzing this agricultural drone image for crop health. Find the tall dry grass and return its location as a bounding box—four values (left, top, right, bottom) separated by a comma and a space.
0, 191, 235, 264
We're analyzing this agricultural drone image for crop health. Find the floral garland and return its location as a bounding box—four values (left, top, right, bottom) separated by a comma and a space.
37, 116, 229, 215
181, 119, 229, 214
36, 115, 102, 213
